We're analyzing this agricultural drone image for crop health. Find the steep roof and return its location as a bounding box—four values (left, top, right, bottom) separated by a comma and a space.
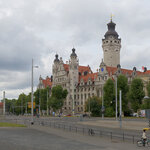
105, 66, 148, 76
63, 64, 92, 74
42, 77, 52, 88
79, 72, 98, 83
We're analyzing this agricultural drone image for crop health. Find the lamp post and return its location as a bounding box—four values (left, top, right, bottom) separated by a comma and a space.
115, 76, 118, 120
119, 90, 122, 128
89, 98, 90, 117
31, 59, 38, 124
101, 84, 104, 119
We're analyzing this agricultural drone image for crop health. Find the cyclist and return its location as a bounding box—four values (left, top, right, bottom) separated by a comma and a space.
142, 129, 147, 146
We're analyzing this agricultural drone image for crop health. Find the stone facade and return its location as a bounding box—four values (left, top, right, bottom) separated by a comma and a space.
39, 19, 150, 115
102, 19, 121, 67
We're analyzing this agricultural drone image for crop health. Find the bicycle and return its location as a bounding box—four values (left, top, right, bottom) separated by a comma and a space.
137, 138, 150, 147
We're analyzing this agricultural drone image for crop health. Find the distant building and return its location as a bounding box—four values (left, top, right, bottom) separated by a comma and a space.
38, 19, 150, 114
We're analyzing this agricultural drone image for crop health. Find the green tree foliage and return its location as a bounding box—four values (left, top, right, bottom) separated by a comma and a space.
117, 75, 129, 115
141, 98, 150, 109
147, 82, 150, 97
103, 78, 115, 117
34, 87, 50, 111
49, 85, 68, 111
129, 78, 145, 112
85, 96, 101, 117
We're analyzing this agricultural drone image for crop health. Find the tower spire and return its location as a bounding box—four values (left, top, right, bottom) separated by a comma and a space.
110, 13, 114, 22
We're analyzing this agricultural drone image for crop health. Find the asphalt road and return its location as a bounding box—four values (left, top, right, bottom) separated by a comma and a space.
4, 116, 145, 138
0, 126, 144, 150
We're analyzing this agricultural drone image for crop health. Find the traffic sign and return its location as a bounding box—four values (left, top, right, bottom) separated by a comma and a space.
28, 102, 35, 108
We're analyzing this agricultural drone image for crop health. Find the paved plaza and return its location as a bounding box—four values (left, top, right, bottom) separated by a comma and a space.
0, 126, 145, 150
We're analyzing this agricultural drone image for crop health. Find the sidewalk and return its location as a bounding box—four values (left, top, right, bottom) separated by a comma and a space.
79, 119, 149, 131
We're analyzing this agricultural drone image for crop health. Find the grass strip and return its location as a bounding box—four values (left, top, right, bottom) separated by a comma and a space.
0, 122, 26, 127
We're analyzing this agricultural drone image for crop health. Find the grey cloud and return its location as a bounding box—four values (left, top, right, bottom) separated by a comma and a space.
0, 0, 150, 99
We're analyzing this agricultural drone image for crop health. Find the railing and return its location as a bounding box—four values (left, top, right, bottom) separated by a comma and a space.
2, 116, 141, 144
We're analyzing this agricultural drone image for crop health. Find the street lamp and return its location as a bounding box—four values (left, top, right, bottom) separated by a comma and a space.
115, 76, 118, 120
101, 84, 104, 119
31, 59, 38, 124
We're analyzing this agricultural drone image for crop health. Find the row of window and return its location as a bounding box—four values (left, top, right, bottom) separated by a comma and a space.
98, 76, 107, 80
103, 40, 120, 44
74, 87, 95, 93
56, 77, 66, 82
74, 93, 94, 100
105, 49, 119, 52
80, 81, 94, 86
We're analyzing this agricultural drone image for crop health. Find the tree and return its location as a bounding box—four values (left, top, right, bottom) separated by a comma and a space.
34, 87, 50, 113
85, 96, 101, 117
117, 75, 129, 116
103, 78, 115, 117
147, 82, 150, 97
141, 98, 150, 109
129, 78, 145, 112
48, 85, 68, 112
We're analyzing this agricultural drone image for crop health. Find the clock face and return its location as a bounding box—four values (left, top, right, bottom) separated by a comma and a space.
101, 68, 104, 72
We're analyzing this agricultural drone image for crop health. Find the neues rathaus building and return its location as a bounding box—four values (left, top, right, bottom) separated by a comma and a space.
38, 19, 150, 114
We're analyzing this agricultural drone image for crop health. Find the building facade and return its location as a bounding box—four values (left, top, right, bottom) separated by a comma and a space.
39, 19, 150, 115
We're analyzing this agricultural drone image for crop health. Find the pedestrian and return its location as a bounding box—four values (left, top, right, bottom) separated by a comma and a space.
142, 129, 147, 146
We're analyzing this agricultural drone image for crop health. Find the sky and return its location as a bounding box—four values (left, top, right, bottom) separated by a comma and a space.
0, 0, 150, 99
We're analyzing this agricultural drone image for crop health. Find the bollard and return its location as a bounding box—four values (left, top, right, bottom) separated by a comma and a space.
123, 133, 124, 141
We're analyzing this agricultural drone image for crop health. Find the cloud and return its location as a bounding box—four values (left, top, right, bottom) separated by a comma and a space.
0, 0, 150, 99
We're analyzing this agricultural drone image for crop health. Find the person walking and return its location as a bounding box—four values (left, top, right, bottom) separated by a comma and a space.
142, 129, 147, 146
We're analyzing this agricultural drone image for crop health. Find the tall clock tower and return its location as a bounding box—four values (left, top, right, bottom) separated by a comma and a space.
102, 19, 121, 67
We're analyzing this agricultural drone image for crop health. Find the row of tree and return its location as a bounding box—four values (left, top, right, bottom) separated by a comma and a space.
4, 85, 68, 115
4, 75, 150, 117
85, 75, 150, 117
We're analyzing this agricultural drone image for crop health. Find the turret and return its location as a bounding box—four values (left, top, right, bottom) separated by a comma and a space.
69, 48, 79, 85
52, 54, 60, 84
102, 18, 121, 67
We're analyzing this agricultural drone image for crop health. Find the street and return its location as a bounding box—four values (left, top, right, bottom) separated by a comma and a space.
0, 126, 144, 150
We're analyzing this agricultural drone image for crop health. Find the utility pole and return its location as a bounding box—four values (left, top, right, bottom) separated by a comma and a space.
31, 59, 38, 123
72, 88, 75, 116
31, 59, 34, 123
102, 84, 104, 119
39, 88, 41, 115
119, 90, 122, 128
3, 91, 5, 116
116, 76, 118, 120
89, 98, 90, 117
47, 89, 49, 116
